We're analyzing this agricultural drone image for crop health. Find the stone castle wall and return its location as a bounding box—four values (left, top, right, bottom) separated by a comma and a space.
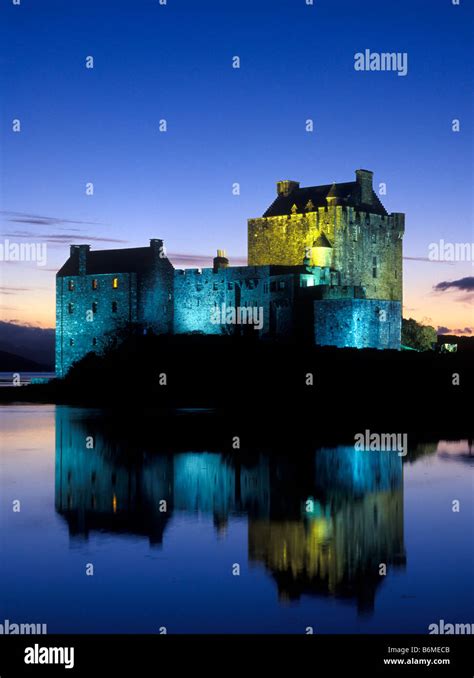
248, 206, 404, 303
56, 271, 139, 377
313, 299, 401, 349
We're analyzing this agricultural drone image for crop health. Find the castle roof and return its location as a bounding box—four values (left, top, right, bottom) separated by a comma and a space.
57, 246, 165, 277
313, 233, 332, 248
263, 181, 387, 217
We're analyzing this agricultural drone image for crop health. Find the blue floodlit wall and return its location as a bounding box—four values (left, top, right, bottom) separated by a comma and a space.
56, 271, 139, 377
172, 266, 298, 337
313, 299, 401, 349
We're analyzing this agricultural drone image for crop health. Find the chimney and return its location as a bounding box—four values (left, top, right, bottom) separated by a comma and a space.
213, 249, 229, 272
276, 180, 300, 197
150, 238, 164, 256
355, 169, 374, 205
70, 244, 90, 275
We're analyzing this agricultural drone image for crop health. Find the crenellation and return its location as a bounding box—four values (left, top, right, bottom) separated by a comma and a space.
56, 169, 404, 376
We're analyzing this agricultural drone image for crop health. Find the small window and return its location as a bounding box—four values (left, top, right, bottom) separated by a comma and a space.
92, 302, 98, 313
92, 337, 97, 346
213, 282, 219, 291
372, 233, 376, 243
373, 268, 377, 278
112, 277, 118, 289
68, 302, 74, 314
270, 282, 276, 292
92, 279, 98, 290
373, 257, 377, 265
68, 280, 74, 291
69, 338, 74, 346
111, 301, 118, 313
227, 282, 233, 290
279, 281, 286, 290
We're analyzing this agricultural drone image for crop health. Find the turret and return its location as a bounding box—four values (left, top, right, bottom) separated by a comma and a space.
311, 233, 333, 268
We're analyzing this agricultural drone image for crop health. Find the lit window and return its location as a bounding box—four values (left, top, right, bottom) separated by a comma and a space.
112, 277, 118, 289
68, 280, 74, 291
92, 279, 98, 290
111, 301, 118, 313
68, 303, 74, 314
92, 302, 98, 313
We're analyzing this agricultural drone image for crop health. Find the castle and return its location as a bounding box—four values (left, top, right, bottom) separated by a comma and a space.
56, 169, 404, 376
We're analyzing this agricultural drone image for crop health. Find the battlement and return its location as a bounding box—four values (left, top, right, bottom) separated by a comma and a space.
56, 169, 405, 377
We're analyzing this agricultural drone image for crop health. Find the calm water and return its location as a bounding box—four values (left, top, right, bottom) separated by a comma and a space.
0, 405, 472, 634
0, 373, 55, 387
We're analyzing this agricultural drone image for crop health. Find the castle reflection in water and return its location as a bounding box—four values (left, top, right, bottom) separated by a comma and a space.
55, 407, 408, 614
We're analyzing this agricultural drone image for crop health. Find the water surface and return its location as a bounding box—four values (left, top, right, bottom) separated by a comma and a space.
0, 405, 472, 633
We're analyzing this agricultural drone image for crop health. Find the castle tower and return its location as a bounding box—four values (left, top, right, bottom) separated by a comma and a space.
247, 169, 404, 303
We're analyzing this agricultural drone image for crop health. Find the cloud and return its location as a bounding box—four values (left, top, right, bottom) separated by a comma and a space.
0, 210, 107, 227
168, 252, 247, 268
433, 277, 474, 293
403, 256, 454, 264
1, 229, 128, 244
0, 210, 127, 245
437, 326, 473, 335
0, 286, 30, 295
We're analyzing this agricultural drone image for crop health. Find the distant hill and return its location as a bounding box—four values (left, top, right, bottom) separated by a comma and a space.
0, 350, 51, 372
0, 321, 55, 369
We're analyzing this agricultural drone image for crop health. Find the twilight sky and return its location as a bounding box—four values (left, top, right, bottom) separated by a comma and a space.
1, 0, 472, 332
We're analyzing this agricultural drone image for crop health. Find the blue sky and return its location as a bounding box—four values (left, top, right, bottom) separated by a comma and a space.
1, 0, 472, 329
